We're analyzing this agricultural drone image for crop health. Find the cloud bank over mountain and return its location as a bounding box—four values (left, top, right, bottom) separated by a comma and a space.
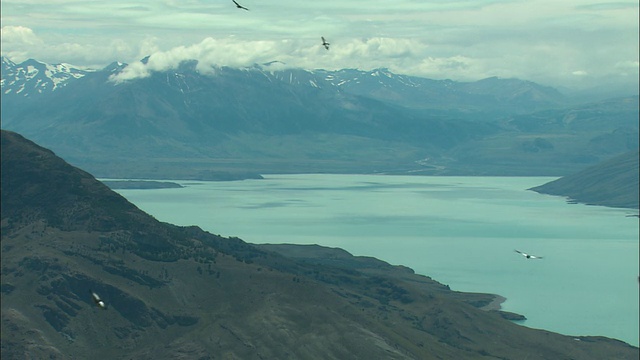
110, 37, 433, 82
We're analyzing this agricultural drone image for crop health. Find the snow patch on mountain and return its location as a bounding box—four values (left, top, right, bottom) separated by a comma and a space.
1, 56, 94, 97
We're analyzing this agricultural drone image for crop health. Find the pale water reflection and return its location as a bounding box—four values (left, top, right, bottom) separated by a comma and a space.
110, 175, 640, 346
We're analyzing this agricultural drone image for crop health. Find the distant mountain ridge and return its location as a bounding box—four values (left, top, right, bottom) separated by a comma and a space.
1, 56, 638, 178
321, 69, 566, 112
2, 129, 638, 359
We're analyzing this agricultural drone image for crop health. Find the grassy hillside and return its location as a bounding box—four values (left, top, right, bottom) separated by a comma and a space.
530, 149, 639, 209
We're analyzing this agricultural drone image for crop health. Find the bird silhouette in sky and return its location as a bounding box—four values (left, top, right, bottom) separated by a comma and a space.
515, 250, 543, 259
232, 0, 249, 11
321, 37, 330, 50
90, 290, 107, 309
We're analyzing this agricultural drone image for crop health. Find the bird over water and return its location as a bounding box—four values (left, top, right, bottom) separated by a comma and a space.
515, 250, 543, 259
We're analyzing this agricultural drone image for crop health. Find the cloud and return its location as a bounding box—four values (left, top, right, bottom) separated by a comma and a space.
107, 31, 639, 90
613, 60, 640, 77
1, 25, 43, 45
575, 2, 639, 11
111, 37, 287, 82
0, 26, 44, 60
0, 26, 152, 68
338, 37, 420, 59
614, 60, 640, 70
110, 37, 431, 82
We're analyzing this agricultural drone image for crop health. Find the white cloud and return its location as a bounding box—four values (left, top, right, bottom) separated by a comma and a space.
1, 25, 42, 45
0, 26, 147, 68
111, 37, 288, 82
111, 37, 430, 82
0, 26, 44, 61
614, 60, 640, 70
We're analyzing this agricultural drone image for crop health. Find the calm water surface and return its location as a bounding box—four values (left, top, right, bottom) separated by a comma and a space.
110, 175, 639, 346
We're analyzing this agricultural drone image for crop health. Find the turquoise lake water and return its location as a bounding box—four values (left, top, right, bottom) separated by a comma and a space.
109, 174, 640, 346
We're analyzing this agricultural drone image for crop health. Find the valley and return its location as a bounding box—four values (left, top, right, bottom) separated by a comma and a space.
2, 57, 638, 180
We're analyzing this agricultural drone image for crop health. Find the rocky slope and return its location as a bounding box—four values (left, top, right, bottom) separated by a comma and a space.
2, 130, 638, 359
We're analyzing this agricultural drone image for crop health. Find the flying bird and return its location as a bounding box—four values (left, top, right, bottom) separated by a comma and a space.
232, 0, 249, 11
90, 290, 107, 309
515, 250, 543, 259
321, 37, 330, 50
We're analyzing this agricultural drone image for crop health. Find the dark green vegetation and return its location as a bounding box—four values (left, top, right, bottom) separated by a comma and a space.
531, 149, 639, 209
3, 130, 639, 359
2, 58, 638, 179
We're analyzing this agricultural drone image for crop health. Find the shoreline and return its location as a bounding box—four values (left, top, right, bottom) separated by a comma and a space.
481, 295, 528, 321
481, 294, 506, 311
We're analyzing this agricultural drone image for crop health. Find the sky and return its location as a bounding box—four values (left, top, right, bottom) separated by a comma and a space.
1, 0, 638, 90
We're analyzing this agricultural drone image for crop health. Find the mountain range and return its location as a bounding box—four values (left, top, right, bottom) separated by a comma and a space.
1, 56, 638, 179
1, 57, 564, 112
2, 129, 638, 359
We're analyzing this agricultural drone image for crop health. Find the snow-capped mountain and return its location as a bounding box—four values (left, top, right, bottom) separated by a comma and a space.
1, 56, 93, 97
1, 54, 565, 113
1, 56, 636, 179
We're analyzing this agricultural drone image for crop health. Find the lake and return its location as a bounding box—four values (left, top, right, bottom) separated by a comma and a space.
108, 174, 640, 346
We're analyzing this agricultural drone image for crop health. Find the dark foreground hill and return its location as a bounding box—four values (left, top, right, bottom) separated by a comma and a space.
531, 149, 640, 209
2, 130, 638, 359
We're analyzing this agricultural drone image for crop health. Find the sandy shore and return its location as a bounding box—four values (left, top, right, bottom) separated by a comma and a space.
480, 295, 506, 311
